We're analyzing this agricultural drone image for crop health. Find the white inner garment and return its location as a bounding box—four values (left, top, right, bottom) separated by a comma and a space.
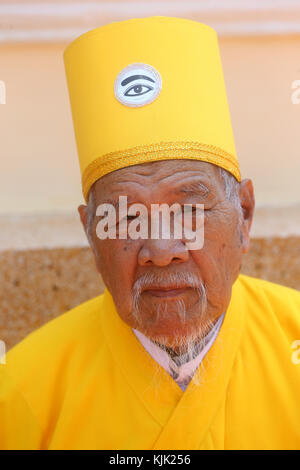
133, 312, 225, 391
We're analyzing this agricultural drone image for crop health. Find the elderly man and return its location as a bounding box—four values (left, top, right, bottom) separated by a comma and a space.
1, 17, 300, 450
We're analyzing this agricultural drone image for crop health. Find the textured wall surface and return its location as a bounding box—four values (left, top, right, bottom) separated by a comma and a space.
1, 238, 300, 350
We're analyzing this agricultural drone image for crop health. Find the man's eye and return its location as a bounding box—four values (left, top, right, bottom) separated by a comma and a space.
124, 84, 153, 97
117, 215, 137, 225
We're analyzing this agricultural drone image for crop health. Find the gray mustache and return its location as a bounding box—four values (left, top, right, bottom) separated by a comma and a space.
132, 271, 203, 297
131, 272, 207, 325
131, 271, 209, 353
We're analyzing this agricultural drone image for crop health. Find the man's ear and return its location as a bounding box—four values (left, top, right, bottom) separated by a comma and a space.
78, 204, 88, 236
78, 203, 102, 275
238, 179, 255, 254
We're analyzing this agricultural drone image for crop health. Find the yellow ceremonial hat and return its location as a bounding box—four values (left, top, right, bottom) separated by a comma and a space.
63, 16, 240, 202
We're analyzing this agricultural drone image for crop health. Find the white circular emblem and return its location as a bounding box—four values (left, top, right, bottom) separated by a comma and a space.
114, 63, 162, 107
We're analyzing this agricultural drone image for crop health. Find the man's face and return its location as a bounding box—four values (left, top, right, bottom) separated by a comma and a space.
79, 160, 254, 350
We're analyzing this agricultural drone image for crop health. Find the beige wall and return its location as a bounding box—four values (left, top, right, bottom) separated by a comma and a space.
0, 43, 80, 213
222, 35, 300, 207
1, 34, 300, 214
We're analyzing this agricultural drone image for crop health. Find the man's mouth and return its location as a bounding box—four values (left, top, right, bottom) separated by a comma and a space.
142, 286, 191, 298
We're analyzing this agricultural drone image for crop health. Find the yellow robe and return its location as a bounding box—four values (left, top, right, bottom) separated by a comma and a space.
1, 274, 300, 450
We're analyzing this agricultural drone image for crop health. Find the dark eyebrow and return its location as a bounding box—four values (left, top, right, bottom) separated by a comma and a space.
121, 75, 155, 86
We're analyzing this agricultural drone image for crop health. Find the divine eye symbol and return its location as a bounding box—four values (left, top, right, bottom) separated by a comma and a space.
114, 63, 162, 107
124, 82, 154, 97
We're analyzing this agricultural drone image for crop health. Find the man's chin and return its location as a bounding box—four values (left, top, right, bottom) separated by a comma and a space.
142, 322, 209, 353
129, 287, 209, 348
132, 307, 210, 349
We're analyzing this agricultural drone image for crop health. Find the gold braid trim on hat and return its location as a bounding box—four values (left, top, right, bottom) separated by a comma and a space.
82, 141, 241, 202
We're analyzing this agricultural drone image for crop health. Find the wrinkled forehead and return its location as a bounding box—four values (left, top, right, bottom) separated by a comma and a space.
90, 160, 223, 201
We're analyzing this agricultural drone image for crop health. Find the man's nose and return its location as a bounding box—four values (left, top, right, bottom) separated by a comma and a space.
138, 239, 189, 267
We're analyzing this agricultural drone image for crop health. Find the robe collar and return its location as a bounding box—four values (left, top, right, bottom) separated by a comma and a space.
132, 313, 225, 391
100, 276, 245, 449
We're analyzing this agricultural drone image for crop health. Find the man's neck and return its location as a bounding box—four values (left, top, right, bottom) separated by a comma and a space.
133, 313, 225, 391
152, 316, 222, 360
